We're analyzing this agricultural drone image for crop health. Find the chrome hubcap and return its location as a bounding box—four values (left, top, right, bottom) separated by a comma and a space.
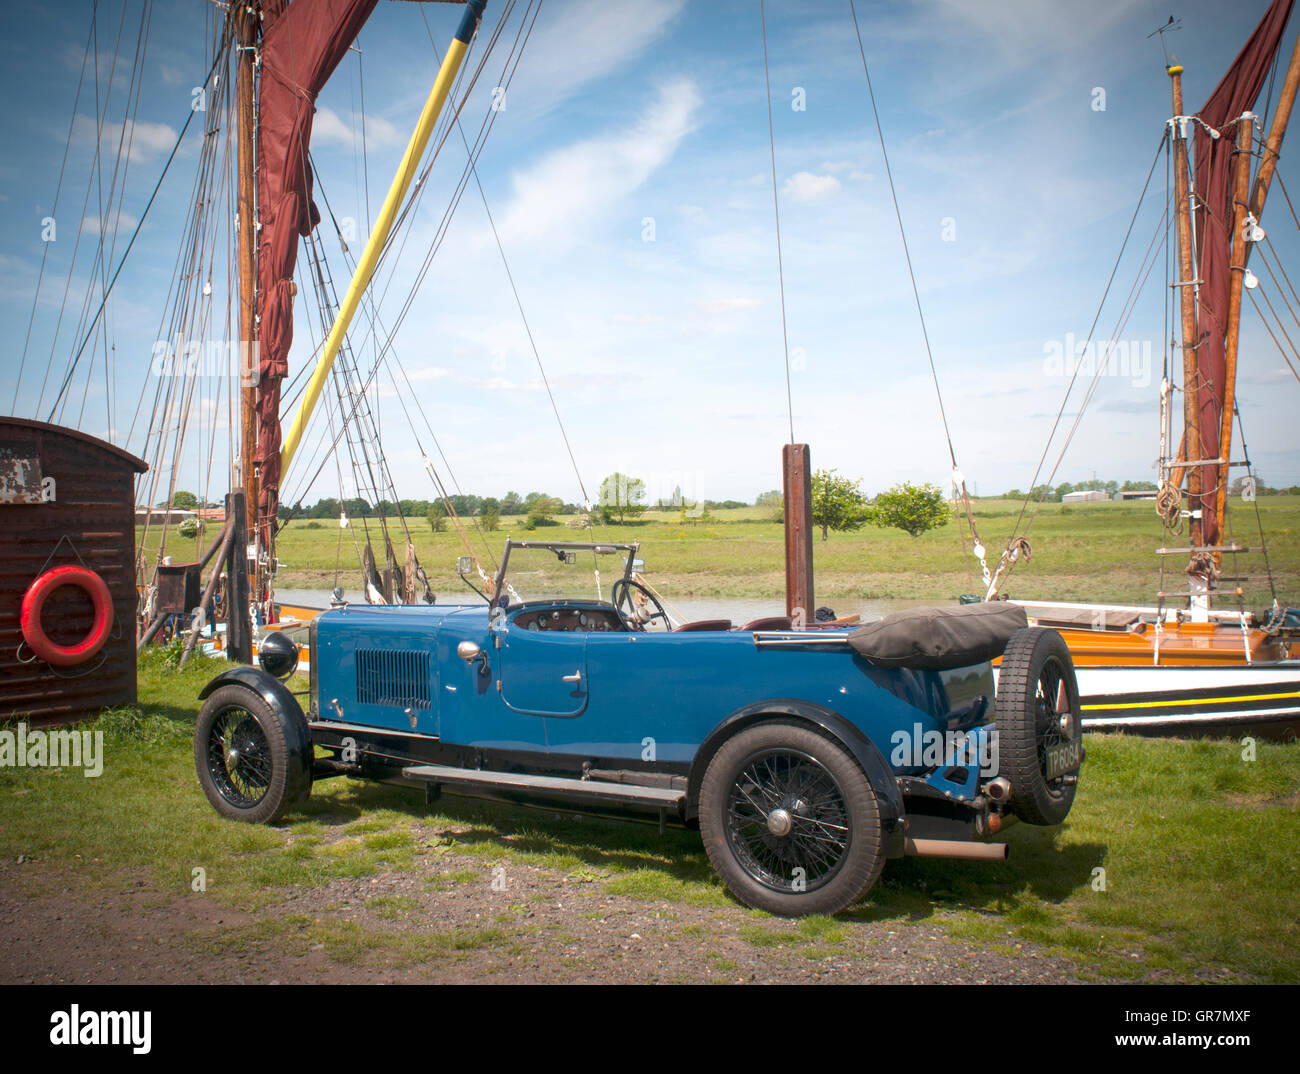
766, 808, 793, 837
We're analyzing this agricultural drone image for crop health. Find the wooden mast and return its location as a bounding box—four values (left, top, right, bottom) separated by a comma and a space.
1213, 112, 1256, 566
1249, 26, 1300, 221
1167, 64, 1210, 614
1213, 30, 1300, 565
232, 1, 258, 660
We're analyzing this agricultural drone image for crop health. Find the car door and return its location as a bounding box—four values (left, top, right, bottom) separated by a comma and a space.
497, 619, 588, 717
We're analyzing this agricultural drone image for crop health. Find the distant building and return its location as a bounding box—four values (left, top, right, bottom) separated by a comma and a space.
1118, 489, 1159, 501
134, 507, 196, 525
1062, 489, 1108, 503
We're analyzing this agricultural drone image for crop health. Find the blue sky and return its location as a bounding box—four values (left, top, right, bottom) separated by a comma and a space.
3, 0, 1299, 511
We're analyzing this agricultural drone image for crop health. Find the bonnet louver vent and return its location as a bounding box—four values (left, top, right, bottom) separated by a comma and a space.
355, 649, 432, 709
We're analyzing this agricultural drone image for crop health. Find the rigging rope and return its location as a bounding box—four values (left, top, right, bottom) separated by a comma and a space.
759, 0, 795, 444
989, 130, 1170, 595
847, 0, 989, 585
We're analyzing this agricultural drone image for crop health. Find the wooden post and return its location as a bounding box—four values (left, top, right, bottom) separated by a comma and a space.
1168, 66, 1208, 588
404, 540, 417, 604
179, 520, 238, 668
782, 443, 814, 627
1214, 113, 1257, 563
225, 491, 253, 664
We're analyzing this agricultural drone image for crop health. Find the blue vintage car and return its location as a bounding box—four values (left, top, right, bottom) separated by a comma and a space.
194, 539, 1083, 916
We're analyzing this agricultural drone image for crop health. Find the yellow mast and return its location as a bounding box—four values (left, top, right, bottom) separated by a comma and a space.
279, 0, 486, 478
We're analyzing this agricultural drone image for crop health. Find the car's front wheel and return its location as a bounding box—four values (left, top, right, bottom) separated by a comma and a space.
194, 685, 311, 824
698, 720, 884, 916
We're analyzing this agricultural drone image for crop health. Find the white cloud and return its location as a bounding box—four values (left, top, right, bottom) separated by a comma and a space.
497, 0, 687, 123
84, 211, 138, 236
312, 105, 402, 150
496, 79, 701, 245
405, 365, 453, 382
782, 171, 841, 203
72, 115, 178, 164
697, 297, 762, 314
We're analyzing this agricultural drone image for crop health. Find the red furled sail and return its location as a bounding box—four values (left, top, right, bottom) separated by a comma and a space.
1191, 0, 1293, 543
255, 0, 378, 527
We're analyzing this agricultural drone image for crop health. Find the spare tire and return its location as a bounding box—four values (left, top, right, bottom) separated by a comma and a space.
995, 627, 1083, 826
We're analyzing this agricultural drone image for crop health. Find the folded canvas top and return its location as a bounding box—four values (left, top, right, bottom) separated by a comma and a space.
848, 602, 1028, 670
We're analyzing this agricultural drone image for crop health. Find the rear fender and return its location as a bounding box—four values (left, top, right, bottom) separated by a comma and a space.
688, 699, 905, 852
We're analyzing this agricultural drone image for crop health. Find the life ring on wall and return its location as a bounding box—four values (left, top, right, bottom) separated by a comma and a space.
20, 565, 114, 667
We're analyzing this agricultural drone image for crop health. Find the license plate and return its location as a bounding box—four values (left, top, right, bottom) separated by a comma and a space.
1044, 740, 1083, 779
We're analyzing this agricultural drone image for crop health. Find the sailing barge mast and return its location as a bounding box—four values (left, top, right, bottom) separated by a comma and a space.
223, 0, 484, 648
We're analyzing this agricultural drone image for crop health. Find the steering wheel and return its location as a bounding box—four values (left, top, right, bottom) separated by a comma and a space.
611, 577, 672, 632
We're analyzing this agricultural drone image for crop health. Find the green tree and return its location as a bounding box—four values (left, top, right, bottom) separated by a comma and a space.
525, 496, 563, 528
426, 503, 446, 532
480, 506, 501, 531
870, 482, 951, 538
501, 491, 523, 515
598, 472, 647, 524
170, 490, 198, 510
810, 469, 870, 541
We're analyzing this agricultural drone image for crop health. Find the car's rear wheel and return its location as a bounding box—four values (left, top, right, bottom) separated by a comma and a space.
698, 720, 884, 916
195, 685, 310, 824
996, 627, 1083, 826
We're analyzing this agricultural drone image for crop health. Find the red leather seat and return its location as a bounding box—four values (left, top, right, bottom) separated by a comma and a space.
672, 619, 733, 632
738, 616, 792, 631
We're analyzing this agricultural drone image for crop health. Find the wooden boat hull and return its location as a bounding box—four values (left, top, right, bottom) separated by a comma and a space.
998, 602, 1300, 740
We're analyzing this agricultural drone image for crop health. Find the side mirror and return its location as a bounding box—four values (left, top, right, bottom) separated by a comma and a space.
457, 555, 474, 576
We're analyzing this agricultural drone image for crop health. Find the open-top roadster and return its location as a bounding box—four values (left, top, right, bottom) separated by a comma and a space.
194, 539, 1083, 916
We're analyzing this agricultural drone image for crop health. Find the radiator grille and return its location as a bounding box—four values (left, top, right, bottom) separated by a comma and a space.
355, 649, 432, 709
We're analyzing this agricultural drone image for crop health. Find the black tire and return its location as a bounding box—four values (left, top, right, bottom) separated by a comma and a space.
698, 720, 884, 916
996, 627, 1083, 826
194, 684, 311, 824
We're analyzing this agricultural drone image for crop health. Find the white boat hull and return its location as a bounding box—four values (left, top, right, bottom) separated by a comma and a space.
994, 662, 1300, 739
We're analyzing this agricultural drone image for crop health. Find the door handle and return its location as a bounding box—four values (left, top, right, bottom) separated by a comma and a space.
561, 670, 582, 685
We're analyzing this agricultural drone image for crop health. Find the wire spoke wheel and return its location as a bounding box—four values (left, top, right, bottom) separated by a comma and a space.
206, 707, 273, 808
699, 720, 884, 916
1034, 656, 1070, 792
725, 749, 851, 893
194, 683, 312, 824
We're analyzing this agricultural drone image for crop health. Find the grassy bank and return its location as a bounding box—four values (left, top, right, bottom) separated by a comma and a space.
142, 495, 1300, 609
1, 649, 1297, 982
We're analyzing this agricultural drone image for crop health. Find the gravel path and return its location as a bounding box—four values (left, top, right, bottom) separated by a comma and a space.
0, 852, 1088, 985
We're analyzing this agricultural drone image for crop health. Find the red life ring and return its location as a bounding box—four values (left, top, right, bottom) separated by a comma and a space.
20, 565, 115, 667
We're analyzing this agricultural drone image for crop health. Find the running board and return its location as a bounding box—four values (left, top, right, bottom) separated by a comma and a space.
401, 763, 686, 809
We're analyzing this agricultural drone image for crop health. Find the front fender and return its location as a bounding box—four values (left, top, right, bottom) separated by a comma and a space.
687, 698, 906, 851
198, 666, 313, 780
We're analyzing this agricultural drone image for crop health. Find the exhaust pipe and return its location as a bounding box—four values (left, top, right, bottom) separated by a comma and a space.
904, 837, 1009, 861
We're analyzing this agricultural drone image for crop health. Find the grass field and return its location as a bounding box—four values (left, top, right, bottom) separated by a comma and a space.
143, 495, 1300, 610
1, 649, 1298, 982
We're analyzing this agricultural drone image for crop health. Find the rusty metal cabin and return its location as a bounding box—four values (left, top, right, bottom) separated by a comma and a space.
0, 418, 146, 727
